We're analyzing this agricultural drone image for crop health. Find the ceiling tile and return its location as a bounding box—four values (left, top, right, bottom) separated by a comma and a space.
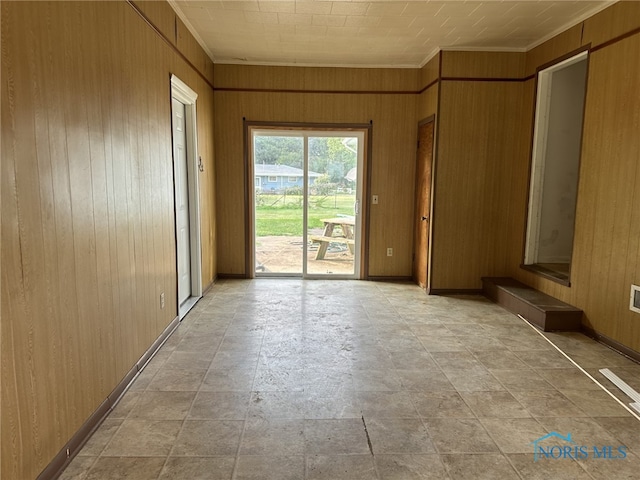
171, 0, 612, 67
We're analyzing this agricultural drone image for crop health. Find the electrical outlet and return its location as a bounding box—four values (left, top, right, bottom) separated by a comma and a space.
372, 195, 379, 205
160, 292, 165, 309
387, 247, 393, 257
631, 285, 640, 314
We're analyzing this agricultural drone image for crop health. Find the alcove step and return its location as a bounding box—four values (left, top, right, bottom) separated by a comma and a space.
481, 277, 582, 332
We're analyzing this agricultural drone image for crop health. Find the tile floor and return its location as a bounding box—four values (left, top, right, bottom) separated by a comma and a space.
61, 280, 640, 479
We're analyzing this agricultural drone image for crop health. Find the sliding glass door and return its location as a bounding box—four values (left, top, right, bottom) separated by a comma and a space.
252, 129, 364, 278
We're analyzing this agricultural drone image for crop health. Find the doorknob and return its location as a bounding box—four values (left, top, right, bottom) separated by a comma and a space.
421, 216, 429, 221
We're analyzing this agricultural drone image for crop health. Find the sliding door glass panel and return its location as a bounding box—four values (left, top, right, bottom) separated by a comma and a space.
254, 134, 304, 275
306, 136, 358, 276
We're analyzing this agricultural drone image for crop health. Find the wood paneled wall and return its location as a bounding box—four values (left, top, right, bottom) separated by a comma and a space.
515, 3, 640, 353
431, 77, 530, 289
441, 51, 525, 79
213, 65, 417, 276
1, 1, 216, 478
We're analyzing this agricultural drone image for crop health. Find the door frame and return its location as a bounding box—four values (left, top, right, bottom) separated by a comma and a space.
413, 115, 436, 291
170, 74, 202, 318
244, 121, 372, 279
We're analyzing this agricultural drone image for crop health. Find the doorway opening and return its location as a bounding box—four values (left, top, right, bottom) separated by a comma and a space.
170, 75, 202, 318
523, 51, 588, 284
247, 125, 368, 279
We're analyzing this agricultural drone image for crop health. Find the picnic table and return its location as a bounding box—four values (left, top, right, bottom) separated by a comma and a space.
310, 217, 355, 260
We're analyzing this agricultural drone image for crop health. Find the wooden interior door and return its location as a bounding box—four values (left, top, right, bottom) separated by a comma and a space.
413, 119, 434, 289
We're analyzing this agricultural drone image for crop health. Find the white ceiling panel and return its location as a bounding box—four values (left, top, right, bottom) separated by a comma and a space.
169, 0, 616, 67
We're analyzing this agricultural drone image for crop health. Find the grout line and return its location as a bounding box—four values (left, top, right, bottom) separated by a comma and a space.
516, 314, 640, 422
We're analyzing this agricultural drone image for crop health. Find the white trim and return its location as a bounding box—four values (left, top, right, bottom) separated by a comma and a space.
524, 51, 588, 265
170, 74, 202, 318
419, 48, 441, 69
167, 0, 216, 63
440, 46, 527, 53
214, 59, 420, 69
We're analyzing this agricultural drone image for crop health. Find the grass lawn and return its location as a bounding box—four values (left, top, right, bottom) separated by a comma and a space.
256, 194, 355, 236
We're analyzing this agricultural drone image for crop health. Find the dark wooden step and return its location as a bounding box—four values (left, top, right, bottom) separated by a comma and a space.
482, 277, 582, 332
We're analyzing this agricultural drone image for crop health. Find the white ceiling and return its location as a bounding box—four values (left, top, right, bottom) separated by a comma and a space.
169, 0, 614, 68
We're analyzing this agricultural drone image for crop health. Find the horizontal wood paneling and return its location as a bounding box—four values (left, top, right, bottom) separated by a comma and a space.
214, 64, 418, 92
214, 85, 417, 276
582, 0, 640, 49
432, 80, 530, 289
515, 31, 640, 353
441, 51, 525, 79
1, 1, 216, 478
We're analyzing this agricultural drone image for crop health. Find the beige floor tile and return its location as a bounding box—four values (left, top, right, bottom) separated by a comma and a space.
200, 368, 255, 392
188, 391, 250, 420
235, 455, 304, 480
424, 418, 499, 454
577, 450, 640, 479
77, 419, 123, 457
172, 420, 243, 456
352, 369, 403, 391
472, 350, 529, 370
58, 456, 97, 480
460, 391, 531, 418
489, 368, 555, 391
561, 390, 632, 417
85, 457, 165, 480
358, 391, 420, 418
512, 390, 588, 417
396, 368, 455, 391
103, 419, 182, 456
593, 417, 640, 454
536, 416, 622, 449
536, 369, 603, 391
441, 454, 520, 480
375, 454, 450, 479
248, 390, 306, 419
60, 280, 637, 480
410, 391, 475, 419
305, 391, 362, 419
480, 418, 548, 453
304, 418, 370, 455
365, 417, 436, 454
445, 370, 506, 392
507, 453, 592, 479
240, 418, 305, 455
147, 368, 206, 391
129, 391, 196, 420
163, 350, 216, 371
107, 391, 140, 419
306, 454, 377, 480
158, 456, 235, 479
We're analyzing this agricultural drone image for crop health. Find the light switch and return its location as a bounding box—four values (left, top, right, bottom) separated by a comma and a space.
372, 195, 379, 204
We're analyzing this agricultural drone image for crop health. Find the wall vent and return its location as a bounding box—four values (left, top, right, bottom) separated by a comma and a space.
631, 285, 640, 314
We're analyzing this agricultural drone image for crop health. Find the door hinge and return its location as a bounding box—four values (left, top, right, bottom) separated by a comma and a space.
417, 140, 420, 150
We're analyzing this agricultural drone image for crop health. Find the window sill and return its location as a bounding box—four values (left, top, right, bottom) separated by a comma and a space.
520, 264, 571, 287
